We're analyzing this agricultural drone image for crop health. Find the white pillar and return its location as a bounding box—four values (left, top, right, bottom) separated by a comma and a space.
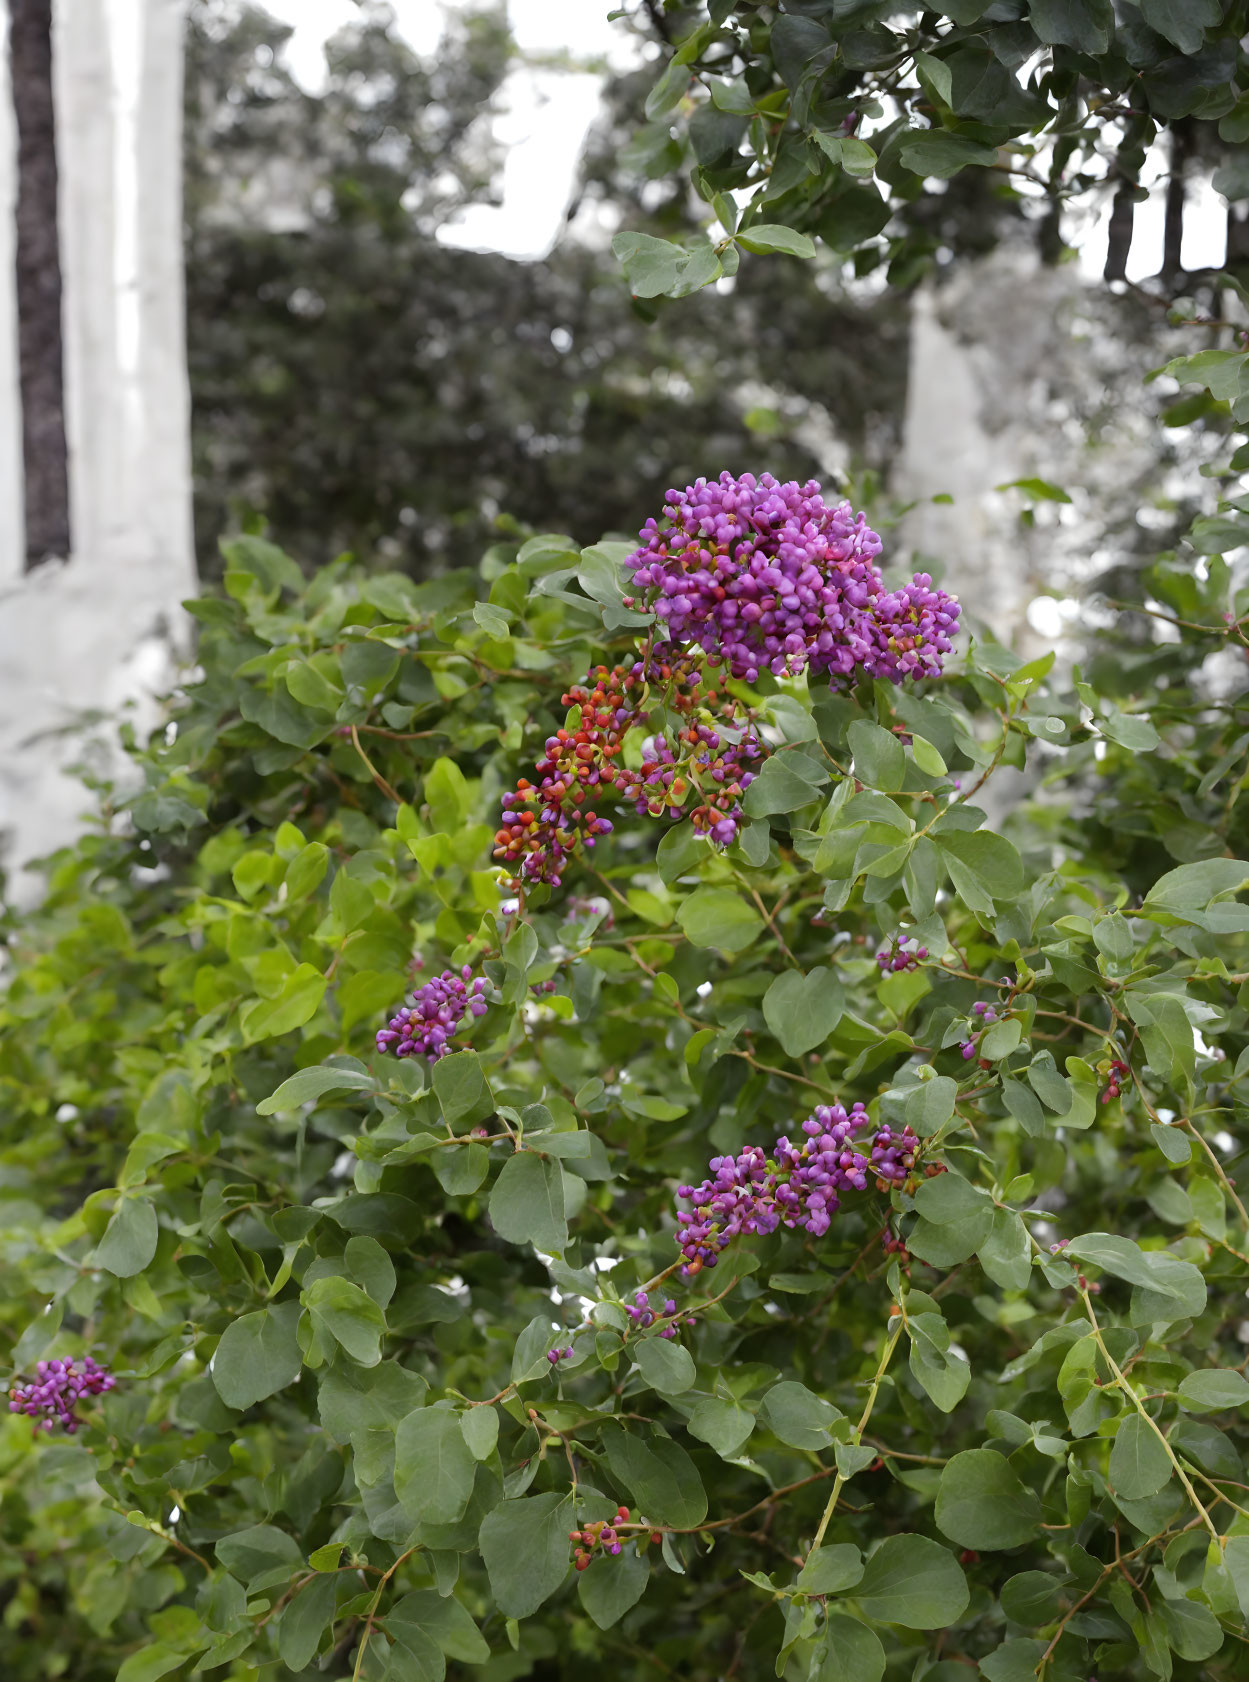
0, 0, 195, 901
0, 4, 22, 585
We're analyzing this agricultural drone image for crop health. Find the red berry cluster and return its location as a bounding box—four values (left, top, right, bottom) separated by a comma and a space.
571, 1506, 632, 1570
613, 653, 761, 847
493, 652, 763, 889
1102, 1059, 1130, 1103
493, 665, 640, 888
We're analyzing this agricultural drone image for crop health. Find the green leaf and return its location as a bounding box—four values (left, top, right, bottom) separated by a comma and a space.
612, 231, 685, 298
980, 1016, 1023, 1060
94, 1197, 158, 1277
1162, 1595, 1225, 1661
635, 1337, 696, 1396
258, 1062, 377, 1114
811, 132, 878, 177
577, 1546, 649, 1630
853, 1534, 969, 1627
1109, 1414, 1172, 1500
759, 1381, 841, 1450
431, 1050, 492, 1130
1100, 709, 1160, 752
912, 1173, 990, 1225
422, 758, 472, 830
741, 751, 827, 815
240, 963, 327, 1044
978, 1641, 1048, 1682
303, 1275, 386, 1366
284, 841, 329, 900
935, 831, 1024, 913
212, 1303, 304, 1410
489, 1152, 567, 1254
461, 1406, 500, 1461
1151, 1122, 1192, 1164
816, 185, 891, 250
1027, 0, 1113, 53
735, 223, 816, 258
1139, 0, 1221, 53
478, 1493, 573, 1618
1145, 857, 1249, 908
979, 1210, 1033, 1292
1178, 1369, 1249, 1411
687, 1398, 755, 1458
762, 967, 843, 1056
847, 720, 905, 791
911, 734, 947, 775
898, 130, 998, 179
1129, 1252, 1207, 1325
602, 1428, 708, 1528
278, 1572, 337, 1671
345, 1235, 397, 1308
999, 1571, 1065, 1626
1066, 1233, 1185, 1298
914, 50, 953, 107
906, 1205, 994, 1267
797, 1544, 864, 1596
935, 1449, 1041, 1549
644, 57, 688, 119
677, 887, 763, 952
395, 1407, 477, 1526
318, 1360, 427, 1441
216, 1522, 302, 1582
908, 1314, 971, 1414
115, 1646, 191, 1682
387, 1591, 490, 1663
904, 1076, 957, 1136
816, 1613, 884, 1682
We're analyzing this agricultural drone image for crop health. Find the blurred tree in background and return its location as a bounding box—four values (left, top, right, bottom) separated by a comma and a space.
184, 1, 910, 577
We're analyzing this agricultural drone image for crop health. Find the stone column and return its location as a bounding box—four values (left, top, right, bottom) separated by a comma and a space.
0, 0, 195, 901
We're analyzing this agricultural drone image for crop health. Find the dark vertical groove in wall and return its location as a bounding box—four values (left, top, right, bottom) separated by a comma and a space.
11, 0, 71, 566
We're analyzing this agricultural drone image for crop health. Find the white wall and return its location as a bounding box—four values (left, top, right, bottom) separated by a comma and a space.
0, 0, 194, 901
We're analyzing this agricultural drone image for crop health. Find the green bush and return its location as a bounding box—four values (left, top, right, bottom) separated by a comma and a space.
1, 500, 1248, 1682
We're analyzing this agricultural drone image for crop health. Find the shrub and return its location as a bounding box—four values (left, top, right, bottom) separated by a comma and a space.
1, 485, 1248, 1682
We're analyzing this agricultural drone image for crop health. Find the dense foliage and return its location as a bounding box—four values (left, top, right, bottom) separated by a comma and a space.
616, 0, 1249, 300
7, 7, 1249, 1681
2, 421, 1249, 1681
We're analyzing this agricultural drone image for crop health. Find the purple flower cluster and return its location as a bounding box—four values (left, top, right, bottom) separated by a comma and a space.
624, 472, 960, 686
546, 1344, 575, 1365
676, 1104, 919, 1277
877, 937, 928, 974
627, 1289, 692, 1341
8, 1357, 115, 1434
376, 965, 489, 1060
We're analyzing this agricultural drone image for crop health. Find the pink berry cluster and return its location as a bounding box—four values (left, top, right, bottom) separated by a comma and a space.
877, 936, 928, 973
571, 1506, 633, 1570
960, 999, 1000, 1060
675, 1104, 920, 1277
623, 472, 960, 686
1102, 1059, 1130, 1102
376, 965, 490, 1060
8, 1356, 115, 1434
615, 718, 761, 848
626, 1289, 695, 1341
